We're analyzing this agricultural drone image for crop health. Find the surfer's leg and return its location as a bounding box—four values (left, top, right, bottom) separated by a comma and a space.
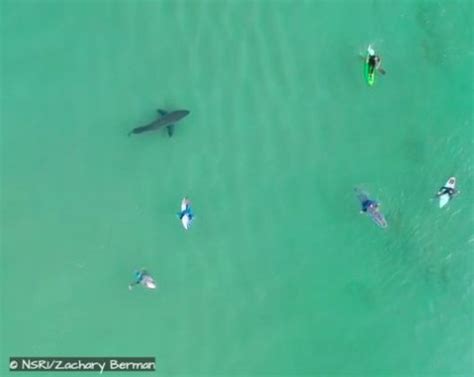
129, 281, 138, 290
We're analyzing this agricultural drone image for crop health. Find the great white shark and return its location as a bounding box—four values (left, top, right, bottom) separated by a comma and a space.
128, 109, 190, 137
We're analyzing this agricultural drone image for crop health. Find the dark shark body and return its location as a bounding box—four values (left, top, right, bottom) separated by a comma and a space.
129, 109, 190, 137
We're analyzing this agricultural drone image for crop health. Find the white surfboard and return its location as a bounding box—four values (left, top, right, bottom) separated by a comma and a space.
181, 213, 192, 230
439, 177, 456, 208
181, 198, 189, 212
143, 276, 156, 289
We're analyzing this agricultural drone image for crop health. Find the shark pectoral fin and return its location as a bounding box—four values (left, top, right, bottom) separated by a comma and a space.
166, 124, 175, 137
157, 109, 168, 116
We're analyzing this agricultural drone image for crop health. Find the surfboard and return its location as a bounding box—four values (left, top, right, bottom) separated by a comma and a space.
181, 198, 189, 212
438, 177, 456, 208
367, 206, 388, 228
142, 276, 156, 289
364, 54, 375, 86
181, 213, 192, 230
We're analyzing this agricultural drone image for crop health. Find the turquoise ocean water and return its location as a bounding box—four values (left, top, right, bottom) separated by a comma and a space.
1, 0, 473, 376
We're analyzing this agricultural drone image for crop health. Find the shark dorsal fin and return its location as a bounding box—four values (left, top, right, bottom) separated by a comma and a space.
157, 109, 168, 116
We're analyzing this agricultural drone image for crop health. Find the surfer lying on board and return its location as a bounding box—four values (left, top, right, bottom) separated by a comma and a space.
367, 46, 385, 75
178, 197, 194, 230
354, 188, 388, 228
129, 269, 156, 290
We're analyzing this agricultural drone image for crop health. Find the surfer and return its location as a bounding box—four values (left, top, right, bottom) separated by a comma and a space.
128, 269, 156, 290
436, 177, 459, 208
178, 197, 194, 230
367, 46, 385, 75
354, 188, 388, 228
436, 185, 458, 199
360, 198, 379, 213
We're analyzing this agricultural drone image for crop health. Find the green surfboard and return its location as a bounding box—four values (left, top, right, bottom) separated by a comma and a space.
364, 55, 375, 86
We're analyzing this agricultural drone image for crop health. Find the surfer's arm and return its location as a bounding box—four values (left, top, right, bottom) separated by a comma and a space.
449, 189, 460, 197
375, 58, 386, 74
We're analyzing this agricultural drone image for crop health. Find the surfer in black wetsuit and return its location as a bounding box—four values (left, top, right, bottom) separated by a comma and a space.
436, 186, 457, 199
129, 269, 155, 290
354, 188, 378, 213
129, 269, 145, 290
361, 199, 378, 213
367, 46, 385, 75
368, 55, 380, 74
